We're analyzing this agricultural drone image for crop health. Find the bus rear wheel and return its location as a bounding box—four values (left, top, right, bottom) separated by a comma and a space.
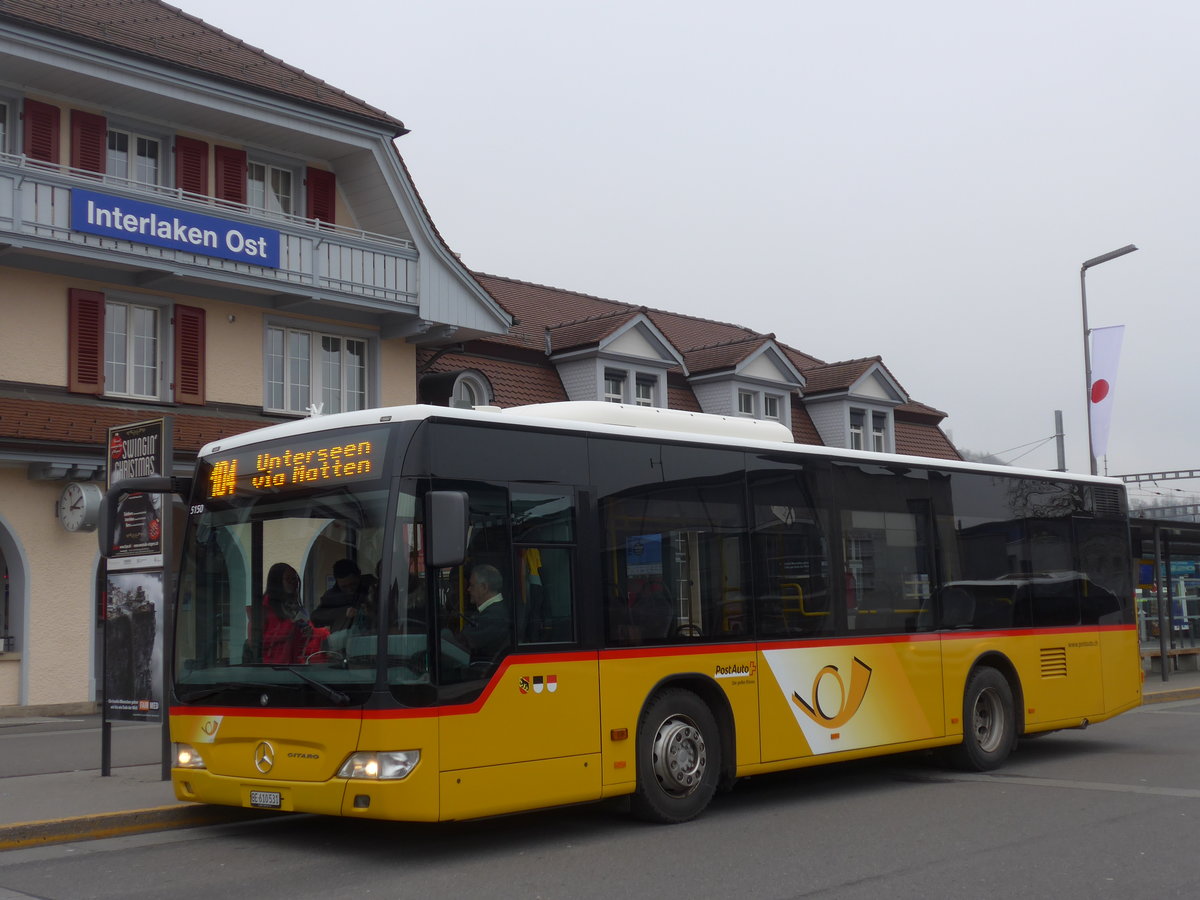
949, 667, 1015, 771
630, 689, 720, 824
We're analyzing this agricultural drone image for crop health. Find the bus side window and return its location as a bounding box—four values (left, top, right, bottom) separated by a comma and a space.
518, 547, 575, 643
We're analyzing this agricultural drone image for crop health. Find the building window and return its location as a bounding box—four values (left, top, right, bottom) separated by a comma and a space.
266, 326, 368, 414
105, 301, 160, 399
107, 129, 161, 186
604, 372, 625, 404
249, 162, 294, 216
451, 372, 490, 409
67, 290, 205, 403
872, 412, 887, 452
634, 378, 655, 407
0, 101, 8, 153
850, 410, 865, 450
764, 394, 781, 420
738, 390, 756, 416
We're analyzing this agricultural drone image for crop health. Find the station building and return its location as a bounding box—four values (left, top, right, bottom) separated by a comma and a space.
0, 0, 510, 711
0, 1, 961, 713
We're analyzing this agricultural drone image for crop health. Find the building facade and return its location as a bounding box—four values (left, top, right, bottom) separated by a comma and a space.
0, 1, 509, 710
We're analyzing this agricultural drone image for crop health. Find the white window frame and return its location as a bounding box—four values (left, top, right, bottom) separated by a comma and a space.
872, 412, 887, 453
248, 157, 297, 217
737, 390, 756, 416
452, 372, 491, 409
265, 324, 371, 415
634, 377, 655, 407
603, 371, 626, 404
763, 394, 781, 420
106, 124, 164, 187
0, 98, 10, 155
104, 297, 164, 401
849, 409, 865, 451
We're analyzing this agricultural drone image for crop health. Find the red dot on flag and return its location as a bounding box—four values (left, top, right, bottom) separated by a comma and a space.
1091, 379, 1110, 404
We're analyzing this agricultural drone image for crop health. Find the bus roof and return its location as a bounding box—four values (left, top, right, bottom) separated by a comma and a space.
199, 401, 1124, 488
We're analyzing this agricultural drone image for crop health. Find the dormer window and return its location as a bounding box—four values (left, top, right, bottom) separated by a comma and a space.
604, 371, 625, 403
851, 408, 890, 452
763, 394, 781, 420
634, 378, 653, 407
872, 412, 887, 452
738, 390, 755, 416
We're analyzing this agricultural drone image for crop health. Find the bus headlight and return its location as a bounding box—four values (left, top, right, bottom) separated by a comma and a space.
337, 751, 420, 780
175, 743, 207, 769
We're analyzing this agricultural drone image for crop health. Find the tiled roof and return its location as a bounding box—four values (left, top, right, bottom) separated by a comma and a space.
799, 357, 883, 395
0, 395, 278, 456
474, 273, 812, 362
545, 308, 644, 355
895, 419, 961, 460
1, 0, 406, 132
420, 351, 567, 408
683, 336, 776, 377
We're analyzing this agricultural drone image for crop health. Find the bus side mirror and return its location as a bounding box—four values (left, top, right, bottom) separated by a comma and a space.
426, 490, 468, 568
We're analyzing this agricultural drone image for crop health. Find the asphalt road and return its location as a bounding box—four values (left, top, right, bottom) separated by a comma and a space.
2, 697, 1199, 899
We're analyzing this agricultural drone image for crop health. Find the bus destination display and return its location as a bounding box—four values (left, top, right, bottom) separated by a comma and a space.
205, 428, 387, 499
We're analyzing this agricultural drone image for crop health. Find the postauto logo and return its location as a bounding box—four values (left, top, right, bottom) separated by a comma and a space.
791, 657, 873, 729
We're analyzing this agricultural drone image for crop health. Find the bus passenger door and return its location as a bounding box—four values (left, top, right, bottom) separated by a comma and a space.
434, 484, 601, 820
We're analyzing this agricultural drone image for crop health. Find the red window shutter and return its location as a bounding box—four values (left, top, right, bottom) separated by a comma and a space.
70, 110, 107, 174
174, 136, 209, 196
173, 304, 206, 405
22, 99, 61, 164
306, 167, 336, 226
214, 146, 247, 205
68, 289, 105, 395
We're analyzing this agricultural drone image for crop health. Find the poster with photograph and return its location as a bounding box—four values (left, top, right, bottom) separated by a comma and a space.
107, 419, 165, 567
104, 570, 164, 722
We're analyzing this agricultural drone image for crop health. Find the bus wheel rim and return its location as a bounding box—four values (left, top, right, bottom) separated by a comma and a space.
972, 687, 1004, 753
651, 716, 707, 796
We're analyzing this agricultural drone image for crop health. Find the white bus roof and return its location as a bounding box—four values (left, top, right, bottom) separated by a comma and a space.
198, 401, 1124, 488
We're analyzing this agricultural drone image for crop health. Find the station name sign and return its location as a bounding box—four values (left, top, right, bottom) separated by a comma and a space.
71, 188, 280, 268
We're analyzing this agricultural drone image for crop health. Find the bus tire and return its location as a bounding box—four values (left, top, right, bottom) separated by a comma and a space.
949, 667, 1015, 771
630, 689, 721, 824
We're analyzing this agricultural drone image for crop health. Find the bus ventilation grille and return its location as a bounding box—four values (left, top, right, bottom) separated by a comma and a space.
1041, 647, 1068, 679
1092, 485, 1124, 517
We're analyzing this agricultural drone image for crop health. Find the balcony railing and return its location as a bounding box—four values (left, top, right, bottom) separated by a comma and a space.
0, 153, 419, 308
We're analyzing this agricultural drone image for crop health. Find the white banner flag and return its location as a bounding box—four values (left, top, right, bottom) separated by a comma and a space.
1089, 325, 1125, 461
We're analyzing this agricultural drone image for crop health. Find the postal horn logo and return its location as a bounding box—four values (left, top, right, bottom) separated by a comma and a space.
791, 657, 872, 729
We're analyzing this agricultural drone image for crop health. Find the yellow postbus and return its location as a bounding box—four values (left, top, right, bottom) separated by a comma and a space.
107, 402, 1142, 824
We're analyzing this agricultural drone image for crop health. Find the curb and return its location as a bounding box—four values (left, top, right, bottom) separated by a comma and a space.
1143, 687, 1200, 706
0, 805, 280, 851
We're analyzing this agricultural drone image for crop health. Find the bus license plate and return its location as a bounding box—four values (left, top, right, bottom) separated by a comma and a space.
249, 790, 282, 809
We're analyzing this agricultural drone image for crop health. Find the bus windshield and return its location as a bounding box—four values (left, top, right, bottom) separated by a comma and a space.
173, 425, 436, 707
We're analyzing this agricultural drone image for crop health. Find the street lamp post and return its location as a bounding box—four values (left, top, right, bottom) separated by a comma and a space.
1080, 244, 1137, 475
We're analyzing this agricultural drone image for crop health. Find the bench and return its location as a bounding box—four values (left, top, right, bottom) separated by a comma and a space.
1142, 646, 1200, 674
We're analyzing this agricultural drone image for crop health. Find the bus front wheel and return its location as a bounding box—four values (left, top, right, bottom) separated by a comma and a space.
949, 667, 1015, 771
630, 689, 721, 824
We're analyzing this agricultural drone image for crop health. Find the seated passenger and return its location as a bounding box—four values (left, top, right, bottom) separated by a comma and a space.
259, 563, 327, 664
312, 558, 376, 632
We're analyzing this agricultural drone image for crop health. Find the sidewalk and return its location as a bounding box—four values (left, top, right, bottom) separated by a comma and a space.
3, 671, 1199, 850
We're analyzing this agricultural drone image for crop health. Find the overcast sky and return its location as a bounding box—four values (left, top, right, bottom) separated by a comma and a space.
192, 0, 1198, 506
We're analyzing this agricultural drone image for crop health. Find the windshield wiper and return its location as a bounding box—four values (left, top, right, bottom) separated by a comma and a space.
175, 682, 262, 703
270, 666, 351, 705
